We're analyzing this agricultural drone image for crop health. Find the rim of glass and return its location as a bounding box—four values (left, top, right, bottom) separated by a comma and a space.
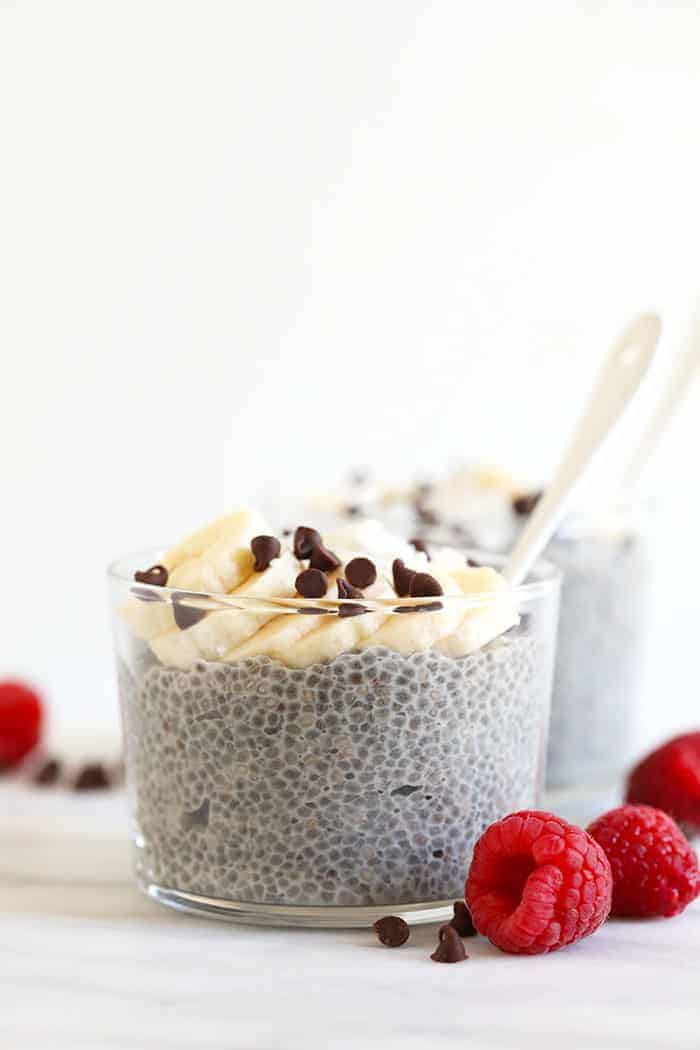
108, 545, 560, 612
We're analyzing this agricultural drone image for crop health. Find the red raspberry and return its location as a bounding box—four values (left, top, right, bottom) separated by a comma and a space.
465, 810, 612, 955
588, 804, 700, 918
0, 680, 43, 768
626, 732, 700, 835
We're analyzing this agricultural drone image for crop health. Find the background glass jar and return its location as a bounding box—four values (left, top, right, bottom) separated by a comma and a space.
543, 510, 650, 798
109, 550, 560, 927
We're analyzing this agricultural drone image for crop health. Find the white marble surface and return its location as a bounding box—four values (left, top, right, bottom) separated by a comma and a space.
2, 783, 699, 1050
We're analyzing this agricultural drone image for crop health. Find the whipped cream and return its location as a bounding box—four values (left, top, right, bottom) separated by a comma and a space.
121, 510, 519, 670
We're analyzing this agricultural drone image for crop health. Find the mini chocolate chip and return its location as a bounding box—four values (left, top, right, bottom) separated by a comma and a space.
172, 591, 209, 630
337, 578, 363, 600
310, 543, 341, 572
431, 924, 468, 963
373, 915, 410, 947
394, 601, 443, 614
409, 573, 443, 598
293, 526, 322, 559
409, 538, 430, 559
73, 763, 110, 791
134, 564, 168, 587
345, 557, 377, 589
251, 535, 281, 572
450, 900, 477, 937
415, 501, 439, 526
512, 490, 542, 516
132, 586, 165, 604
432, 849, 444, 858
392, 558, 416, 597
296, 567, 328, 598
337, 578, 367, 617
33, 758, 61, 786
344, 504, 361, 518
466, 558, 481, 568
338, 603, 368, 618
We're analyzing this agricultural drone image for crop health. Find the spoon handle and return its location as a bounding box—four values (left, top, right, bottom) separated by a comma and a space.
620, 315, 700, 493
503, 313, 662, 587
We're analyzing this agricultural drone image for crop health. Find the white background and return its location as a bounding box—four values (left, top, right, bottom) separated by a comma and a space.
2, 0, 700, 752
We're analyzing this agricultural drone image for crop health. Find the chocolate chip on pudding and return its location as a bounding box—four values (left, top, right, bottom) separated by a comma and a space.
293, 526, 322, 559
392, 558, 416, 597
310, 543, 342, 573
345, 557, 377, 589
295, 567, 328, 599
337, 578, 363, 600
409, 538, 430, 559
409, 573, 443, 598
250, 535, 281, 572
172, 591, 209, 630
134, 564, 168, 587
512, 490, 542, 516
337, 577, 367, 618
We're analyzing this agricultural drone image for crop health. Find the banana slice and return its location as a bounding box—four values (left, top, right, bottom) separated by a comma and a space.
120, 506, 271, 647
435, 566, 518, 656
151, 552, 300, 666
282, 578, 395, 668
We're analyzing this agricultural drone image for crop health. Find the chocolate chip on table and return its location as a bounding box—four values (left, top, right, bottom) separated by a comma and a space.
33, 758, 61, 786
251, 535, 281, 572
466, 558, 481, 568
450, 900, 477, 937
431, 924, 468, 963
373, 915, 410, 947
133, 564, 168, 587
392, 558, 416, 597
310, 543, 342, 573
172, 591, 209, 630
344, 504, 361, 518
409, 573, 443, 598
73, 763, 110, 791
293, 526, 322, 559
295, 567, 328, 598
512, 490, 542, 516
409, 538, 430, 559
345, 557, 377, 589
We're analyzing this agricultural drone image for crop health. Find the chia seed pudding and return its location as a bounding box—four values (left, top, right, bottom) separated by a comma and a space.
111, 511, 559, 923
359, 466, 649, 794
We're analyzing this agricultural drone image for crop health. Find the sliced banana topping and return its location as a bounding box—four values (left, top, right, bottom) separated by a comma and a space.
121, 513, 519, 669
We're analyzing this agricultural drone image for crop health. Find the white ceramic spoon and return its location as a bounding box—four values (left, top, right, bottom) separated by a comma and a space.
619, 312, 700, 494
503, 312, 662, 587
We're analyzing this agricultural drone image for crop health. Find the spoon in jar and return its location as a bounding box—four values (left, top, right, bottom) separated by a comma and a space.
503, 313, 662, 587
619, 311, 700, 494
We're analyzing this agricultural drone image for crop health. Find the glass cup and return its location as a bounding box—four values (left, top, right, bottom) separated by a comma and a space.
544, 517, 650, 796
109, 549, 560, 927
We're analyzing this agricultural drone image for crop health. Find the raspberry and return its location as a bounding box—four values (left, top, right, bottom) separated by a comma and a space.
465, 810, 612, 955
588, 804, 700, 918
0, 680, 43, 768
626, 732, 700, 835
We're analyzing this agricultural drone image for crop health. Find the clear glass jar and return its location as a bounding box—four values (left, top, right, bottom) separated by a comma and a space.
109, 549, 560, 927
544, 518, 650, 793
